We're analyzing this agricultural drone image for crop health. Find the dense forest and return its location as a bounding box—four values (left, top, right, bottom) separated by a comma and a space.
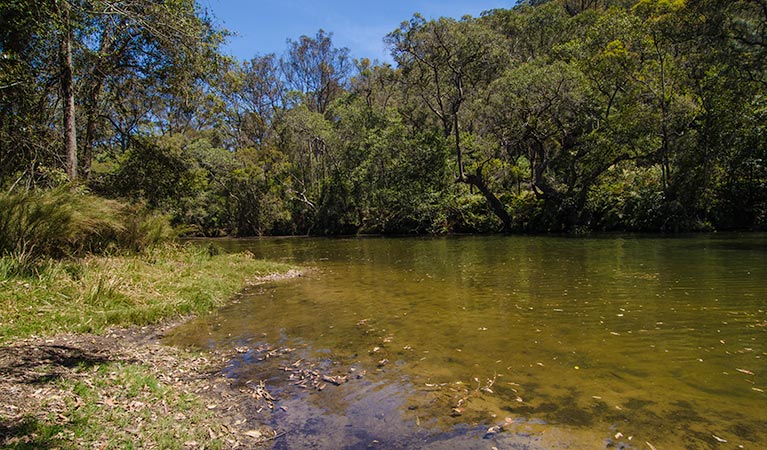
2, 0, 766, 236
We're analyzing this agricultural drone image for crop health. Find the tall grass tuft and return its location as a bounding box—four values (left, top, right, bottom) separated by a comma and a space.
114, 204, 176, 253
0, 248, 37, 277
0, 188, 175, 268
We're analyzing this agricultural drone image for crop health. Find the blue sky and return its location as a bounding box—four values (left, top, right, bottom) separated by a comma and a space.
201, 0, 514, 63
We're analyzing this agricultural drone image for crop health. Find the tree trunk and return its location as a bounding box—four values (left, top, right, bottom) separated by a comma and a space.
60, 0, 77, 181
464, 168, 512, 232
453, 105, 464, 181
83, 108, 96, 179
82, 27, 111, 181
84, 74, 106, 180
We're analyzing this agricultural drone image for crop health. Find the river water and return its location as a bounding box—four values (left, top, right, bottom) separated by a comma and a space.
166, 235, 767, 449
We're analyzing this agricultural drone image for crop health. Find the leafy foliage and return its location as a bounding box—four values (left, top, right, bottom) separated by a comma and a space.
2, 1, 766, 234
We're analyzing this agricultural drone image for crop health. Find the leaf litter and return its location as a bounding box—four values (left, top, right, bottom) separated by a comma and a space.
0, 320, 352, 449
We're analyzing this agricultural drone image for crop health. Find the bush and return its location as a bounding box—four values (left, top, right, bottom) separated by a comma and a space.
506, 191, 546, 232
0, 188, 175, 267
447, 193, 503, 233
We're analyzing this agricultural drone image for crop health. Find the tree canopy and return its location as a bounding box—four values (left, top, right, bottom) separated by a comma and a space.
2, 0, 765, 234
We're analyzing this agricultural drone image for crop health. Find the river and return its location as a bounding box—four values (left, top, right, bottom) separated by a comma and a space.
166, 234, 767, 449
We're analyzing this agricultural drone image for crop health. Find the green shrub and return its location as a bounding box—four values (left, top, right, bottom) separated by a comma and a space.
0, 188, 175, 265
447, 193, 503, 233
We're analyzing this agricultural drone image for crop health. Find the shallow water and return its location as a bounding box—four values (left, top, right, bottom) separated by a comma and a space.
166, 235, 767, 449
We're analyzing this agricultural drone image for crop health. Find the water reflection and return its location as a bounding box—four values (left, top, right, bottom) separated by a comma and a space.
168, 235, 767, 448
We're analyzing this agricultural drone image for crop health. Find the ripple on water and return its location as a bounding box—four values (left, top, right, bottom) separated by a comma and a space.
167, 235, 767, 449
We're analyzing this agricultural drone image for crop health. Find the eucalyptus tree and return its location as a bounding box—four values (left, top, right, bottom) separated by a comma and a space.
214, 54, 284, 148
80, 0, 225, 176
484, 1, 572, 62
0, 1, 61, 188
350, 58, 399, 111
0, 0, 225, 185
386, 14, 512, 230
281, 29, 352, 115
673, 0, 767, 229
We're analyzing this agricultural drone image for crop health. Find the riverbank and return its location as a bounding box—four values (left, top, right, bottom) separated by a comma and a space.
0, 245, 297, 449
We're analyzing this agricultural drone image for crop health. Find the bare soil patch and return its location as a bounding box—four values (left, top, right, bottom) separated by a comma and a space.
0, 321, 283, 448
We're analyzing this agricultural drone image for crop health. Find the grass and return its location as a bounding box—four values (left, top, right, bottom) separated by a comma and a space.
1, 242, 294, 449
0, 190, 294, 448
0, 188, 176, 276
3, 361, 227, 450
62, 362, 224, 450
0, 243, 294, 343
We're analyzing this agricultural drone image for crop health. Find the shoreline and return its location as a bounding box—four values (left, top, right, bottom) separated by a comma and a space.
0, 249, 304, 449
0, 320, 286, 448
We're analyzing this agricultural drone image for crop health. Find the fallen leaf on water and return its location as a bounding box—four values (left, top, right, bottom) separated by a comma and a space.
646, 441, 657, 450
752, 387, 764, 393
736, 368, 754, 375
322, 374, 347, 385
484, 425, 502, 438
712, 435, 727, 443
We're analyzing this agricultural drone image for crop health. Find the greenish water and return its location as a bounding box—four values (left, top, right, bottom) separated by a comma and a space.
167, 235, 767, 449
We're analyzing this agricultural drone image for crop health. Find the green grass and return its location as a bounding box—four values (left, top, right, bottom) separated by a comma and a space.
0, 193, 293, 448
0, 188, 176, 275
1, 416, 67, 450
0, 243, 293, 343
